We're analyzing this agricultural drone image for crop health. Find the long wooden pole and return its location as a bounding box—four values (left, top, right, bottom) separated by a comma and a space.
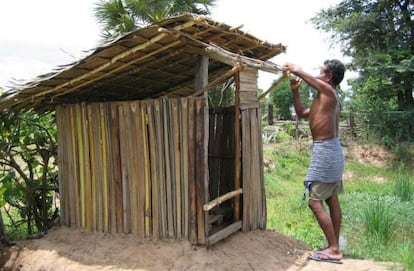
193, 64, 243, 96
233, 72, 241, 221
258, 71, 289, 100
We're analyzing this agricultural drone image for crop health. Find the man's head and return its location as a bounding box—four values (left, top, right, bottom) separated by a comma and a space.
323, 59, 345, 87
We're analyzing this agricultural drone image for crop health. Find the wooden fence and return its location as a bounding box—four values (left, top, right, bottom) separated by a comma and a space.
56, 97, 208, 243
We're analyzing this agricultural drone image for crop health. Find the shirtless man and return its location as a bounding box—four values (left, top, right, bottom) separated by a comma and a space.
284, 59, 345, 264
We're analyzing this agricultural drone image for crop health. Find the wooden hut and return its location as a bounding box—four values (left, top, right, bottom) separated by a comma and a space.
0, 14, 286, 246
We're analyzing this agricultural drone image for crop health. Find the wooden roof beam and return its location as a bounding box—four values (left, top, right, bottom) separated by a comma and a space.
159, 27, 286, 75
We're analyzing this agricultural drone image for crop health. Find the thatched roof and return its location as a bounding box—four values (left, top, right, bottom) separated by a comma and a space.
0, 13, 286, 114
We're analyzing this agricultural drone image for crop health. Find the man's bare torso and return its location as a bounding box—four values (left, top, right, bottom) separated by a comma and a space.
309, 91, 341, 140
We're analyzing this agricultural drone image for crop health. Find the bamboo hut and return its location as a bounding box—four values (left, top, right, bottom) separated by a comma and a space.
0, 14, 287, 246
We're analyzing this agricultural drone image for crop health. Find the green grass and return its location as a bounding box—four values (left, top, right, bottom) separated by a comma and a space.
265, 140, 414, 271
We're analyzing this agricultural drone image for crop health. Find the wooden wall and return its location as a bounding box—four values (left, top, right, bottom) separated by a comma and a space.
239, 68, 266, 231
55, 69, 266, 244
56, 97, 208, 243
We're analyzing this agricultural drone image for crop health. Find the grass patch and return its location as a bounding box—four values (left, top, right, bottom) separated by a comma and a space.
394, 164, 413, 201
265, 140, 414, 271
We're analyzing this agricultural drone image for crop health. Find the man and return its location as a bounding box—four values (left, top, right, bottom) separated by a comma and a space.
284, 59, 345, 264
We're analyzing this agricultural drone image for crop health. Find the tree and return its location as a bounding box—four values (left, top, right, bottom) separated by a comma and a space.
270, 78, 311, 120
95, 0, 216, 41
311, 0, 414, 112
0, 112, 59, 237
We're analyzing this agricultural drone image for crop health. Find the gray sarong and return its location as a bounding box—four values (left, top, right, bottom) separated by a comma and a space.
305, 137, 344, 184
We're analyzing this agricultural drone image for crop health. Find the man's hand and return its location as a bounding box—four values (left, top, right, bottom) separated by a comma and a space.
290, 78, 302, 92
284, 63, 301, 74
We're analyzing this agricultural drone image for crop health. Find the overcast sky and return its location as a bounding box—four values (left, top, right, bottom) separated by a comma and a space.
0, 0, 344, 91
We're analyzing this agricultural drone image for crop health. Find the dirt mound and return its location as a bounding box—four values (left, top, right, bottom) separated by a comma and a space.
0, 226, 309, 271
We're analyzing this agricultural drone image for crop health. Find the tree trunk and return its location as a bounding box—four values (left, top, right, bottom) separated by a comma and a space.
0, 209, 10, 246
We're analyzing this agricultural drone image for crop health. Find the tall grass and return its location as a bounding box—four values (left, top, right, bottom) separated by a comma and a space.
361, 200, 395, 244
394, 163, 413, 201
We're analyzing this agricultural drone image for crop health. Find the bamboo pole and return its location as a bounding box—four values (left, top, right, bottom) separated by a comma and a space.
75, 104, 86, 228
171, 99, 182, 238
100, 104, 109, 232
203, 188, 242, 212
258, 71, 289, 100
181, 98, 189, 239
141, 103, 151, 238
147, 101, 159, 240
193, 64, 243, 96
233, 72, 241, 221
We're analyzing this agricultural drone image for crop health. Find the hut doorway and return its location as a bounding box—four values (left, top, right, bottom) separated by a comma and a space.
206, 105, 241, 244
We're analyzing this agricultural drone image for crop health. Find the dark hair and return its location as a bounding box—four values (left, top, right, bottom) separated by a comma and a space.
324, 59, 345, 87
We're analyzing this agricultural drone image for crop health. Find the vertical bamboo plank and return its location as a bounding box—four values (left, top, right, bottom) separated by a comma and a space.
74, 104, 86, 228
104, 103, 116, 233
100, 103, 110, 233
91, 104, 104, 232
127, 103, 138, 235
154, 100, 167, 238
181, 98, 189, 239
171, 99, 181, 239
80, 103, 92, 230
188, 98, 197, 244
249, 109, 259, 229
141, 103, 151, 238
241, 112, 249, 231
68, 105, 78, 227
234, 73, 241, 222
162, 98, 174, 239
119, 104, 131, 233
86, 105, 97, 231
147, 101, 159, 240
132, 101, 145, 238
110, 104, 123, 233
95, 105, 104, 232
195, 97, 208, 244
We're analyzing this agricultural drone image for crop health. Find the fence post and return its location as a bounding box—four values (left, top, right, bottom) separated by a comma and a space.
268, 104, 274, 125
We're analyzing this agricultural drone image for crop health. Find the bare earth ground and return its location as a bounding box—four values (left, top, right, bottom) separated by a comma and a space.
0, 226, 403, 271
0, 144, 406, 270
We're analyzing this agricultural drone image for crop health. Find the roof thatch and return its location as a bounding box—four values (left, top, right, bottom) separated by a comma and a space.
0, 13, 286, 114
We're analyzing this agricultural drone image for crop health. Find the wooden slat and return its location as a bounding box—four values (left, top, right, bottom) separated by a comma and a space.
234, 72, 241, 221
80, 103, 92, 230
206, 220, 242, 246
147, 101, 159, 240
141, 103, 151, 238
132, 101, 145, 238
129, 103, 140, 236
106, 104, 116, 233
86, 105, 96, 231
154, 100, 167, 238
203, 188, 242, 212
241, 111, 251, 232
119, 104, 131, 233
110, 104, 123, 233
162, 98, 174, 238
68, 105, 79, 227
188, 98, 197, 244
99, 103, 110, 233
195, 97, 208, 244
171, 99, 181, 238
180, 98, 189, 239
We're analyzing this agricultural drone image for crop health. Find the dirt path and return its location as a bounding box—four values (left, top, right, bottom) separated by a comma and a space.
0, 227, 403, 271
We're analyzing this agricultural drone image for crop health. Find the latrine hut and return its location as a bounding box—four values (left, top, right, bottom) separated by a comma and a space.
0, 14, 286, 246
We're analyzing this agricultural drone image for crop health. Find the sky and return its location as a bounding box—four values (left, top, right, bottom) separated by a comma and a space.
0, 0, 345, 91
